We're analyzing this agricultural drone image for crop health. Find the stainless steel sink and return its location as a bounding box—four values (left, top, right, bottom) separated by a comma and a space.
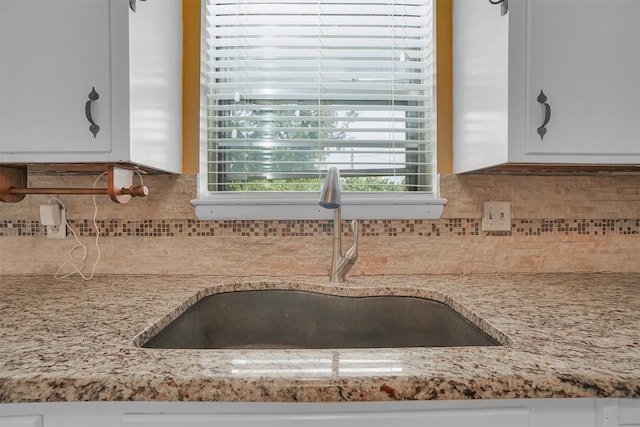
142, 290, 500, 349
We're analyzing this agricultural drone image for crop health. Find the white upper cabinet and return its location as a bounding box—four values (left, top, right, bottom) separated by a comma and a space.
454, 0, 640, 173
0, 0, 182, 173
0, 1, 113, 155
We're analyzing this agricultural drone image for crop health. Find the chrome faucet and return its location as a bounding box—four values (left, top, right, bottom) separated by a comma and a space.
318, 167, 359, 283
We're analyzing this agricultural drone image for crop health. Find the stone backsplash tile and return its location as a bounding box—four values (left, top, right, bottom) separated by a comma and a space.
440, 173, 640, 219
4, 173, 197, 221
2, 233, 638, 275
2, 172, 640, 275
5, 172, 640, 221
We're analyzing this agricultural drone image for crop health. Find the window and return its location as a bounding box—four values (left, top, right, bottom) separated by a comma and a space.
194, 0, 446, 219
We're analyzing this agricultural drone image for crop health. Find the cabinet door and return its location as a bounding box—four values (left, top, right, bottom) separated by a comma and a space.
525, 0, 640, 157
0, 415, 42, 427
0, 0, 112, 156
121, 408, 529, 427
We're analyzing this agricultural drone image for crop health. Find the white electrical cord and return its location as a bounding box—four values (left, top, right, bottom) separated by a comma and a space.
53, 172, 106, 280
134, 169, 145, 187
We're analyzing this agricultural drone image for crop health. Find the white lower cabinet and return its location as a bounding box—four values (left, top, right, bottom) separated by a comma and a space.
0, 399, 637, 427
121, 407, 529, 427
0, 415, 42, 427
620, 398, 640, 426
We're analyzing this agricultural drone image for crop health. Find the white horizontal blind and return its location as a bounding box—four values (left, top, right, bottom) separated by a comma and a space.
205, 0, 435, 192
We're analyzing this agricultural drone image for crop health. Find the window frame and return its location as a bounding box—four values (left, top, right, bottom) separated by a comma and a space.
191, 0, 448, 220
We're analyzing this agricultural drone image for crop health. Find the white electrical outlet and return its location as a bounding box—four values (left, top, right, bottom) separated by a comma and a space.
46, 206, 67, 239
482, 201, 511, 232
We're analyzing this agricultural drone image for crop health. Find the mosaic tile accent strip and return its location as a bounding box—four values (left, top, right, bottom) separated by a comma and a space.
1, 218, 640, 238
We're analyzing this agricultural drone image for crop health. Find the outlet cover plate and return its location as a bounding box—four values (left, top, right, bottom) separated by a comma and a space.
482, 201, 511, 232
46, 207, 67, 239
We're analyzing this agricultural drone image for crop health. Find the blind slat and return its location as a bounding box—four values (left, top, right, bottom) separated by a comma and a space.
209, 104, 432, 113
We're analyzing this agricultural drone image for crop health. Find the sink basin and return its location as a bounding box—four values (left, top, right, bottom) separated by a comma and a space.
142, 290, 500, 349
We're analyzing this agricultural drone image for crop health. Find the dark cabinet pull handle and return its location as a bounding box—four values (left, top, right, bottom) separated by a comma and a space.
129, 0, 147, 12
489, 0, 508, 16
85, 87, 100, 138
536, 90, 551, 140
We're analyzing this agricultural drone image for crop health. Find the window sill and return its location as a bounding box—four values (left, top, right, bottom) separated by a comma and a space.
191, 193, 447, 220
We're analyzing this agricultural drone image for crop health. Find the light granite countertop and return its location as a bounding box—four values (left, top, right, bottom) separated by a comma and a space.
0, 273, 639, 403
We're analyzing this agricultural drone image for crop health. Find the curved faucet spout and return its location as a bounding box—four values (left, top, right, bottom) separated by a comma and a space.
334, 219, 359, 282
